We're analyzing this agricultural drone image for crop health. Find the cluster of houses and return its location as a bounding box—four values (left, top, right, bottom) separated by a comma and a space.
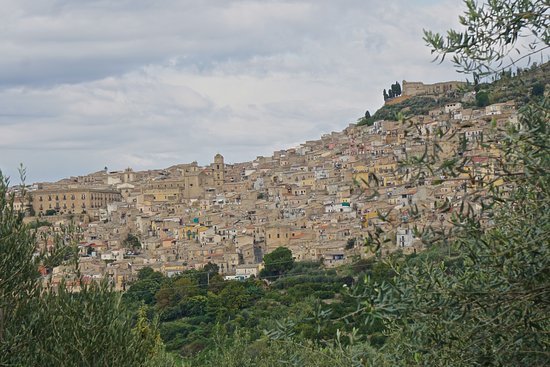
14, 90, 519, 291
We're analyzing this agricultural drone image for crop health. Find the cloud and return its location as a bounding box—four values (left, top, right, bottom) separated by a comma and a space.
0, 0, 465, 183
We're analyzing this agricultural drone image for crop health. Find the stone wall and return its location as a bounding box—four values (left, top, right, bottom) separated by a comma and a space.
402, 80, 466, 97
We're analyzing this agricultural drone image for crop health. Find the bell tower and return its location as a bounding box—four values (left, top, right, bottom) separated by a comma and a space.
212, 153, 225, 187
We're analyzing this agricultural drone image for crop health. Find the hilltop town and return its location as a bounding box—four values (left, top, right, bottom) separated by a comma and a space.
9, 77, 526, 291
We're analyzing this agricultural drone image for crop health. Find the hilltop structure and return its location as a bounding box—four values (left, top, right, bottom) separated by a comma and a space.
385, 79, 467, 106
402, 80, 466, 97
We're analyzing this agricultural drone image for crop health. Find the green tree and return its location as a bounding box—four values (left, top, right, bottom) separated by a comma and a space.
185, 325, 376, 367
475, 90, 490, 107
362, 99, 550, 365
133, 306, 163, 357
218, 282, 252, 313
532, 81, 545, 97
356, 1, 550, 366
155, 276, 202, 314
423, 0, 549, 76
123, 233, 142, 251
395, 81, 402, 96
0, 171, 38, 349
123, 267, 165, 305
200, 262, 220, 286
260, 246, 294, 278
138, 266, 164, 281
172, 276, 201, 303
207, 273, 226, 294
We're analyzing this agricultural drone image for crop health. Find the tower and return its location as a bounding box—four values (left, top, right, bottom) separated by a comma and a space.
212, 153, 225, 187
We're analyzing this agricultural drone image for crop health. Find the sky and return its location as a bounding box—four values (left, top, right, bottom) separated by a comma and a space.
0, 0, 465, 184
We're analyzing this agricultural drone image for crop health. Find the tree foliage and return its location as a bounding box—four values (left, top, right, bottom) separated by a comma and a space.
124, 233, 142, 250
260, 246, 294, 278
358, 100, 550, 366
532, 81, 545, 96
475, 89, 490, 107
423, 0, 549, 76
384, 81, 402, 101
354, 1, 550, 365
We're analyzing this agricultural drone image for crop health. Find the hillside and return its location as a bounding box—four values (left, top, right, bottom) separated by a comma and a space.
357, 61, 549, 126
11, 66, 545, 363
2, 0, 549, 366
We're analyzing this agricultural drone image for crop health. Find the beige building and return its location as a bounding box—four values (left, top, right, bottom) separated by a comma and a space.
144, 173, 204, 202
402, 80, 466, 97
32, 187, 121, 216
265, 225, 291, 252
141, 154, 226, 204
211, 153, 225, 187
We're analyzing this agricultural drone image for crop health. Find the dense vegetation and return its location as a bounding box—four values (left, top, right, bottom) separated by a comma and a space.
122, 254, 399, 359
474, 62, 550, 105
363, 95, 454, 124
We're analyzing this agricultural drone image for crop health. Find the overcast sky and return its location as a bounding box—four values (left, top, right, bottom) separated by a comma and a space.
0, 0, 465, 184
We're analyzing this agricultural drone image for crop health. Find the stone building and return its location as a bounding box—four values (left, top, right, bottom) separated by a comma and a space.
402, 80, 466, 97
32, 187, 121, 216
211, 153, 225, 187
